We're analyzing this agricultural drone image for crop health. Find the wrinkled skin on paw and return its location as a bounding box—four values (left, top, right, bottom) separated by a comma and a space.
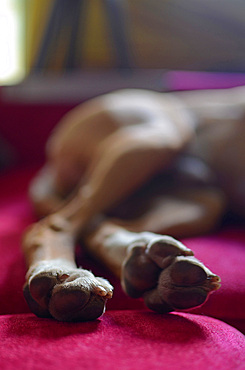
24, 261, 113, 321
122, 235, 221, 313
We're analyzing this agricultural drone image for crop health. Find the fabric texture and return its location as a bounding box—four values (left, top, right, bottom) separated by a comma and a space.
0, 311, 244, 370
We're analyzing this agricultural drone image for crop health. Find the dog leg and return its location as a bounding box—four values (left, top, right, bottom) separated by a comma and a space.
84, 160, 224, 313
22, 219, 113, 321
47, 122, 193, 233
84, 188, 223, 314
106, 187, 226, 237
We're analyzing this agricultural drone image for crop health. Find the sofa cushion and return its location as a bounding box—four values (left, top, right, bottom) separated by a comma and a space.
0, 311, 244, 370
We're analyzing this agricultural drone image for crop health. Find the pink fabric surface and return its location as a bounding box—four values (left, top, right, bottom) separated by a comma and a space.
0, 167, 35, 314
0, 99, 74, 166
0, 311, 244, 370
184, 230, 245, 321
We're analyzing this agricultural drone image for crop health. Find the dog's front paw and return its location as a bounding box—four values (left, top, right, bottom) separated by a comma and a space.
24, 260, 113, 321
122, 234, 221, 313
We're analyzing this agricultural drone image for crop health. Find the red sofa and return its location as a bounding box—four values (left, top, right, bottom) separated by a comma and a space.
0, 82, 244, 369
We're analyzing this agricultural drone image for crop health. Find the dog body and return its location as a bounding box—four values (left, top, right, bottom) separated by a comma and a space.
37, 87, 245, 219
23, 87, 244, 321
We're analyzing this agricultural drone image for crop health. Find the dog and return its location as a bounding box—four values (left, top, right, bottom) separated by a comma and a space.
22, 87, 245, 321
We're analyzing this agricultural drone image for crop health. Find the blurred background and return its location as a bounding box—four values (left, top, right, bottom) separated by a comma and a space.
0, 0, 245, 167
1, 0, 245, 85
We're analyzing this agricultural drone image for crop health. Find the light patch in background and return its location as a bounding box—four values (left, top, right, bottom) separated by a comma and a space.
0, 0, 25, 85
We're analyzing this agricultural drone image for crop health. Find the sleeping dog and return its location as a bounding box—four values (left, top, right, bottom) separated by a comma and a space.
22, 87, 245, 321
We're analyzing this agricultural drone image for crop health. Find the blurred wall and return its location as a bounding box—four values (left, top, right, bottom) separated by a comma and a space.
25, 0, 245, 73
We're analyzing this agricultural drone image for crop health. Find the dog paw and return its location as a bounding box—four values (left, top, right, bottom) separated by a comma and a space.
122, 234, 221, 313
24, 260, 113, 321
